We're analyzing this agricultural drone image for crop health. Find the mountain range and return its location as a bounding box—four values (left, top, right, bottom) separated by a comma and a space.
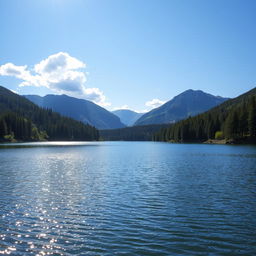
112, 109, 143, 126
24, 90, 228, 130
24, 94, 125, 130
134, 90, 229, 126
1, 85, 254, 143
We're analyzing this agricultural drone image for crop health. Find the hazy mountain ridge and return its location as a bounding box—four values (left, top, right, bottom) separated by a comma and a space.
24, 94, 126, 130
112, 109, 143, 126
135, 90, 229, 126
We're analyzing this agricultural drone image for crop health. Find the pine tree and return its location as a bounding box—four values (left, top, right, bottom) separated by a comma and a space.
225, 111, 238, 139
0, 119, 7, 138
248, 96, 256, 137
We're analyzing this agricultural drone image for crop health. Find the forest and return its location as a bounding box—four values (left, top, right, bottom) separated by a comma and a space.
0, 86, 99, 142
100, 124, 170, 141
1, 85, 256, 144
153, 88, 256, 143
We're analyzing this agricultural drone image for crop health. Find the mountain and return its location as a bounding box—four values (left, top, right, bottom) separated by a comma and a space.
154, 87, 256, 143
135, 90, 229, 126
24, 94, 125, 130
112, 109, 143, 126
0, 86, 99, 141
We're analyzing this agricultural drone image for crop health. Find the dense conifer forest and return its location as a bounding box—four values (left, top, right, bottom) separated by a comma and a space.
0, 86, 99, 142
153, 88, 256, 143
100, 124, 170, 141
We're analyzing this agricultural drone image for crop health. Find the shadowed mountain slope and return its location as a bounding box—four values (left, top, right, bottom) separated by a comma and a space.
25, 94, 125, 130
135, 90, 229, 126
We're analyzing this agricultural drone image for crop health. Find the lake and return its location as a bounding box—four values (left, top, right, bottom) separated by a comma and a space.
0, 142, 255, 255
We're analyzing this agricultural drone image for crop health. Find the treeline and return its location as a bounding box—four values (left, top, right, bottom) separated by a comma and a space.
0, 86, 99, 142
100, 124, 170, 141
154, 88, 256, 143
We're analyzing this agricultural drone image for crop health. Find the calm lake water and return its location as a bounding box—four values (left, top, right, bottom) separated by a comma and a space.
0, 141, 255, 255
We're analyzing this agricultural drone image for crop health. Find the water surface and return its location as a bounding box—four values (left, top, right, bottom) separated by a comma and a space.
0, 142, 255, 255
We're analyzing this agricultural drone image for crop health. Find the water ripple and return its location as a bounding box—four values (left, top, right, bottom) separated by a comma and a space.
0, 142, 255, 255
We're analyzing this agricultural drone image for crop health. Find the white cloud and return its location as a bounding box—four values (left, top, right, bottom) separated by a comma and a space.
112, 105, 148, 113
0, 63, 31, 81
139, 109, 149, 113
0, 52, 110, 107
34, 52, 85, 75
145, 98, 166, 109
84, 88, 111, 107
10, 89, 19, 94
112, 105, 130, 111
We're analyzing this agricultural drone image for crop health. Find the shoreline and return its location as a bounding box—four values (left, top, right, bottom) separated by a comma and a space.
203, 139, 231, 145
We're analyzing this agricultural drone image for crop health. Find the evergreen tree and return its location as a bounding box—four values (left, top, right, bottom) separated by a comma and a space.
248, 96, 256, 137
238, 103, 248, 136
0, 86, 100, 142
0, 119, 7, 137
153, 88, 256, 143
225, 111, 239, 139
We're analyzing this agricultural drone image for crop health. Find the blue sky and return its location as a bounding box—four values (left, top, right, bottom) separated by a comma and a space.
0, 0, 255, 112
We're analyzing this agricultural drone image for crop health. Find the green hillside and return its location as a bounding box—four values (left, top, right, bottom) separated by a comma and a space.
0, 86, 99, 142
153, 88, 256, 143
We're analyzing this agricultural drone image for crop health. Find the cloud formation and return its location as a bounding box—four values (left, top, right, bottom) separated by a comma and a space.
112, 99, 166, 113
0, 63, 31, 80
112, 105, 130, 111
145, 98, 166, 109
0, 52, 110, 107
34, 52, 85, 74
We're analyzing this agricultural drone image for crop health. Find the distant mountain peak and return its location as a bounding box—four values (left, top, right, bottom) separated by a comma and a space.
134, 90, 229, 126
112, 109, 144, 126
24, 94, 126, 130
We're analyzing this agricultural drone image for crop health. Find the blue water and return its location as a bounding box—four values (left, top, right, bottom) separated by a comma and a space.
0, 142, 255, 255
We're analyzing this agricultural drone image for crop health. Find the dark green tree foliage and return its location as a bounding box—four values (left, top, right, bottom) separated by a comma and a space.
248, 96, 256, 137
154, 88, 256, 143
0, 118, 7, 137
224, 111, 239, 139
0, 86, 99, 141
100, 124, 170, 141
0, 112, 32, 140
